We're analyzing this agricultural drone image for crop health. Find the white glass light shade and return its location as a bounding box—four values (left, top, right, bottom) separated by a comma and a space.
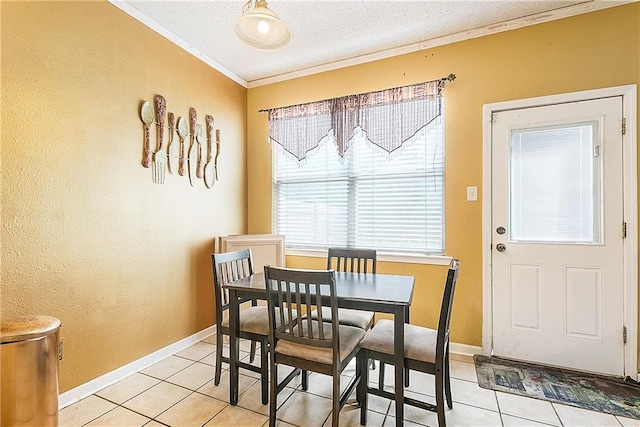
233, 1, 292, 52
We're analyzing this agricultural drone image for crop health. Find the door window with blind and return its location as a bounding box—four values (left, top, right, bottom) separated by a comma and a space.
268, 77, 450, 255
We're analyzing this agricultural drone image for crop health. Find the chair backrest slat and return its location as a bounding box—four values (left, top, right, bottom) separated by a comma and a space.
327, 248, 377, 274
211, 249, 254, 323
264, 266, 338, 353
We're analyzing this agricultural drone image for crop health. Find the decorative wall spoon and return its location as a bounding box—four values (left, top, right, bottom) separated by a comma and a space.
140, 101, 154, 168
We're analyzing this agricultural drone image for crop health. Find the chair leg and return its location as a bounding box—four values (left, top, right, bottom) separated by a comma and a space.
214, 331, 223, 386
302, 370, 309, 390
261, 339, 269, 405
332, 373, 340, 427
355, 355, 362, 407
378, 362, 385, 391
444, 351, 453, 408
359, 353, 369, 426
405, 366, 410, 387
435, 367, 446, 427
269, 361, 277, 427
249, 340, 257, 363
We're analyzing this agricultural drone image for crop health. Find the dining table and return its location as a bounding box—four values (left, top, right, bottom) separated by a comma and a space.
223, 269, 415, 427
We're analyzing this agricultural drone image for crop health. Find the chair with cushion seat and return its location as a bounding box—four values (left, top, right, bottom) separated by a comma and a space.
264, 265, 365, 427
358, 259, 460, 427
310, 248, 377, 331
211, 249, 276, 404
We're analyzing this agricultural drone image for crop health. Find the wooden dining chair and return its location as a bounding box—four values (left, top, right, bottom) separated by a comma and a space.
310, 248, 377, 331
358, 259, 460, 427
264, 266, 365, 427
211, 249, 271, 404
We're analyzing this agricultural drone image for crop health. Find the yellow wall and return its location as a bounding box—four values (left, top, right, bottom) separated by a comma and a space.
2, 1, 639, 395
247, 4, 640, 353
1, 1, 247, 392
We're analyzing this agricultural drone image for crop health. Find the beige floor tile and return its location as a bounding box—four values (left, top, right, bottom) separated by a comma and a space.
376, 363, 422, 389
200, 348, 251, 368
270, 420, 298, 427
390, 400, 501, 426
449, 360, 478, 383
59, 395, 117, 427
122, 381, 191, 418
141, 355, 194, 379
361, 392, 392, 416
156, 392, 227, 426
381, 417, 427, 427
198, 371, 258, 402
95, 373, 160, 404
276, 365, 304, 388
236, 379, 295, 415
200, 351, 219, 367
501, 414, 559, 427
618, 416, 640, 427
450, 378, 498, 411
554, 403, 620, 427
218, 336, 258, 351
405, 370, 436, 396
175, 341, 216, 361
238, 351, 266, 380
323, 403, 386, 427
302, 371, 358, 400
389, 391, 435, 420
201, 335, 217, 345
85, 406, 151, 426
276, 390, 333, 427
204, 403, 269, 426
165, 361, 215, 390
450, 353, 474, 363
496, 392, 560, 426
239, 338, 262, 353
142, 421, 165, 427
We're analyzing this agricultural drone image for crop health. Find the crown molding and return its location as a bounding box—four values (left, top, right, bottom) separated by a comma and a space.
108, 0, 634, 90
108, 0, 248, 88
248, 0, 634, 88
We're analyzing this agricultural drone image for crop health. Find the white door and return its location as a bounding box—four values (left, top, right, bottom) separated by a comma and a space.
491, 96, 625, 376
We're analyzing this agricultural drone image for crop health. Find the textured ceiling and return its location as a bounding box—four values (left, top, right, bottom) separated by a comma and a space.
111, 0, 626, 87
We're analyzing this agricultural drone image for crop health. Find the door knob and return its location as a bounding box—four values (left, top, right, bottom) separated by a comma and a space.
496, 243, 506, 252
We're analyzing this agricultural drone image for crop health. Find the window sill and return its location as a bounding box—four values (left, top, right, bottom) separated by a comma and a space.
285, 248, 453, 266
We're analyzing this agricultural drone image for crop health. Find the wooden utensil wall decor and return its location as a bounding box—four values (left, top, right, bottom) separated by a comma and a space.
140, 102, 154, 168
138, 95, 221, 188
187, 107, 197, 187
167, 112, 176, 175
204, 115, 215, 189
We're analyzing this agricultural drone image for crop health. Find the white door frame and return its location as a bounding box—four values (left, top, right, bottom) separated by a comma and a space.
482, 85, 638, 378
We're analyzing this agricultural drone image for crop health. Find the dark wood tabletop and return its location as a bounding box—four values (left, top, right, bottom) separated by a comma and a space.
223, 271, 414, 310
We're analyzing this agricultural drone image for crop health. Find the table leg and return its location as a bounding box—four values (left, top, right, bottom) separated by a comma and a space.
229, 290, 240, 405
394, 306, 405, 427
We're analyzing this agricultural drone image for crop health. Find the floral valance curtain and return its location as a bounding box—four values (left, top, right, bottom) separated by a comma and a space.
267, 77, 448, 160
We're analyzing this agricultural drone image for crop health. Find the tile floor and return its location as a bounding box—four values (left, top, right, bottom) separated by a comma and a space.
59, 335, 640, 427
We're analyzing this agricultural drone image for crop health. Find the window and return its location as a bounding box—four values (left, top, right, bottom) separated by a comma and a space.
510, 122, 600, 243
268, 78, 449, 255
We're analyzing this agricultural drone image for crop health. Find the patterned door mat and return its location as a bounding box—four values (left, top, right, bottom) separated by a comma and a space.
474, 355, 640, 420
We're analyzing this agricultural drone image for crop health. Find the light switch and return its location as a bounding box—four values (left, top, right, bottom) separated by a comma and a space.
467, 186, 478, 201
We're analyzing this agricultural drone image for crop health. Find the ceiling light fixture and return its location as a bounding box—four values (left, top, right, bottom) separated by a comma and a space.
233, 0, 292, 52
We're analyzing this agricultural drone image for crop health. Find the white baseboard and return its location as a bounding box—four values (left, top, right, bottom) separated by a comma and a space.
59, 325, 216, 409
59, 328, 481, 409
450, 342, 483, 358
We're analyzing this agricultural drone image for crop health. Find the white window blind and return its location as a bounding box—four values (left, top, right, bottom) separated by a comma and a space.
273, 118, 445, 254
510, 122, 600, 243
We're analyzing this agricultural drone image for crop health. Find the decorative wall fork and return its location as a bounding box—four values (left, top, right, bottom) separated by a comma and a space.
153, 94, 167, 184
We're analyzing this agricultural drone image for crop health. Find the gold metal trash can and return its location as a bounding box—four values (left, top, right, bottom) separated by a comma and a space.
1, 315, 61, 427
